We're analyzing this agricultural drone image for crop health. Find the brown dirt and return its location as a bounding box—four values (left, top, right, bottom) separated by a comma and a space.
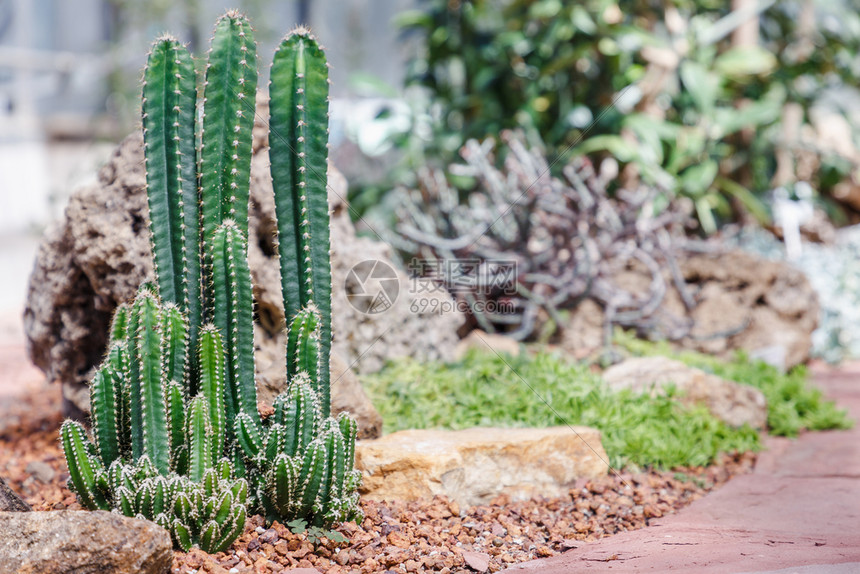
0, 378, 755, 574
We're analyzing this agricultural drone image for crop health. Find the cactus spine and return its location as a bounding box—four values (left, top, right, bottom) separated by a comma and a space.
61, 13, 361, 554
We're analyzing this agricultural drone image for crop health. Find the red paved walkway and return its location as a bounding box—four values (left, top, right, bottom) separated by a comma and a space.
506, 363, 860, 573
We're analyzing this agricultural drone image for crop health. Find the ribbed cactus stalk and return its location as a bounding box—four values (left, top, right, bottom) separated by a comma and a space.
200, 13, 257, 316
129, 288, 170, 474
62, 13, 361, 554
286, 305, 321, 384
198, 324, 226, 465
269, 28, 333, 415
210, 221, 258, 436
142, 37, 202, 382
229, 28, 361, 528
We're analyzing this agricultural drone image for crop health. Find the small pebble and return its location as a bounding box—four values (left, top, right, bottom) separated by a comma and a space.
25, 460, 55, 483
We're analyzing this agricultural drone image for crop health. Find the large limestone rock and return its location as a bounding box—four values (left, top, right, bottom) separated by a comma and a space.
561, 250, 818, 369
602, 356, 768, 429
0, 510, 172, 574
24, 99, 463, 431
356, 426, 609, 508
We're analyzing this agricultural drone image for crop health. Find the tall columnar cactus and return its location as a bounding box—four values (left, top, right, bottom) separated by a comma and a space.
200, 15, 257, 262
142, 37, 202, 384
229, 27, 361, 527
269, 29, 333, 414
61, 12, 361, 554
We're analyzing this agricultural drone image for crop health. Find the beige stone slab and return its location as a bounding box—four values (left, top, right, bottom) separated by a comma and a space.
356, 426, 609, 507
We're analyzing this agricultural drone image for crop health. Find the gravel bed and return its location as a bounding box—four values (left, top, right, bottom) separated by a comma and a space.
0, 386, 755, 573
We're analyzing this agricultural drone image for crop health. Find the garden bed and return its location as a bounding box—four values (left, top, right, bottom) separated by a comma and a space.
0, 380, 755, 573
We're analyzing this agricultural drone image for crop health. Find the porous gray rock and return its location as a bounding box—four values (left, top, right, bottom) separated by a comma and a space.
0, 475, 30, 512
0, 510, 172, 574
561, 250, 818, 369
602, 356, 768, 429
24, 98, 463, 432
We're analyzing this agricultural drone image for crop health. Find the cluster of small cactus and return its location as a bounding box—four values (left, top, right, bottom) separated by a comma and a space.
235, 363, 361, 525
60, 287, 250, 553
61, 11, 360, 553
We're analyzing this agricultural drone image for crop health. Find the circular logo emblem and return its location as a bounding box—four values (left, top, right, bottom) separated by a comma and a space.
344, 259, 400, 314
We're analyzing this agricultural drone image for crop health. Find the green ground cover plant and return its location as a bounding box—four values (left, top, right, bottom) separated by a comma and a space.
364, 338, 851, 471
615, 332, 853, 437
363, 349, 760, 471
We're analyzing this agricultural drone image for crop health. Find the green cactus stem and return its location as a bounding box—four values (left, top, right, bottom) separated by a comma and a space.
61, 421, 110, 510
200, 12, 257, 315
142, 37, 202, 373
280, 374, 319, 457
295, 437, 327, 519
286, 305, 321, 384
187, 395, 213, 482
129, 289, 170, 475
89, 366, 120, 466
210, 221, 258, 436
270, 453, 299, 517
110, 303, 130, 343
269, 28, 333, 414
234, 411, 263, 459
161, 303, 189, 387
105, 342, 132, 460
198, 324, 227, 464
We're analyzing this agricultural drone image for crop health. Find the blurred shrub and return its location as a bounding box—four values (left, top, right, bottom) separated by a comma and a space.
389, 0, 860, 231
393, 131, 695, 341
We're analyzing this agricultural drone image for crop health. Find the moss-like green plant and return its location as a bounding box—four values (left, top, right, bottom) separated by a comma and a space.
61, 12, 360, 554
364, 349, 762, 470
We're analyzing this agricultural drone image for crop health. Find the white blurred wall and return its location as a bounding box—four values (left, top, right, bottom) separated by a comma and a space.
0, 0, 418, 312
0, 0, 417, 234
